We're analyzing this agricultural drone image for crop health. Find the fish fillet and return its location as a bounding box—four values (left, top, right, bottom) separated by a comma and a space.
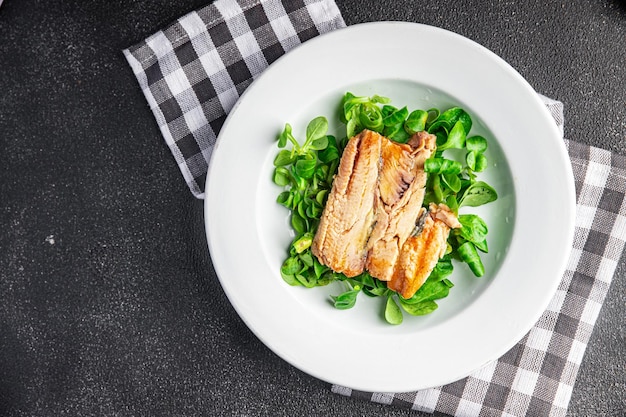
312, 128, 460, 298
365, 131, 437, 281
388, 203, 461, 299
311, 129, 381, 277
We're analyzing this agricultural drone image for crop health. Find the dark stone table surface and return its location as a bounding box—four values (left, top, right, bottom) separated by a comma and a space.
1, 1, 624, 415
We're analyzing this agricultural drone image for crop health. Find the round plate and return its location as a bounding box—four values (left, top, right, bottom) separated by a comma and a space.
204, 22, 575, 392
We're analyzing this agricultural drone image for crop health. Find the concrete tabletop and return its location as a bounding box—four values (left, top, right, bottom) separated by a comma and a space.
1, 0, 624, 415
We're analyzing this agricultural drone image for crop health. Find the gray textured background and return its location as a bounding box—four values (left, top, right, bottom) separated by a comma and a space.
1, 0, 624, 416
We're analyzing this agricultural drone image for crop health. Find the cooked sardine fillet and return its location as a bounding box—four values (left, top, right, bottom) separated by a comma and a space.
388, 203, 461, 299
311, 129, 382, 277
365, 131, 437, 281
312, 129, 438, 279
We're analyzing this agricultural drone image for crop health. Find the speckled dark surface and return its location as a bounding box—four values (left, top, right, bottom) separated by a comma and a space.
0, 0, 624, 416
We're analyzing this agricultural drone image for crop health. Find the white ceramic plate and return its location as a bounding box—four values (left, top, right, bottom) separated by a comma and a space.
204, 22, 575, 392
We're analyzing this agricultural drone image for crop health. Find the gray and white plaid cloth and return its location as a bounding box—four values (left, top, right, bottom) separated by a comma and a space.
124, 0, 344, 198
124, 1, 626, 416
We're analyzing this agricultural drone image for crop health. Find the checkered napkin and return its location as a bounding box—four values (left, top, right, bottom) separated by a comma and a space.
124, 0, 344, 198
124, 2, 626, 416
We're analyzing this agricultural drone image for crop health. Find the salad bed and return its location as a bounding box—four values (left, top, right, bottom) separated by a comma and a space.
272, 92, 498, 324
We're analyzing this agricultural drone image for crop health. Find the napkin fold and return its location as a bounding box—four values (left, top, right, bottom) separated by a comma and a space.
124, 1, 626, 416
